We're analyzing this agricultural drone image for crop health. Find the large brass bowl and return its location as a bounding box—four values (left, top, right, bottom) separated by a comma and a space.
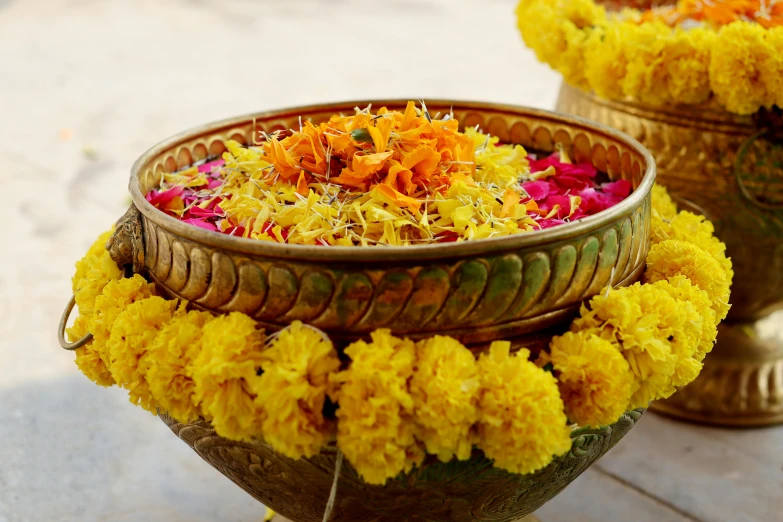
115, 100, 654, 349
557, 85, 783, 426
109, 101, 655, 521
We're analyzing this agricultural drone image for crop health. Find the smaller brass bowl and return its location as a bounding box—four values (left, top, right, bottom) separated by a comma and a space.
116, 100, 655, 349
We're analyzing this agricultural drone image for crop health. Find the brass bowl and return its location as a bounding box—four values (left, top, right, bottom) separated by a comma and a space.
162, 410, 644, 522
113, 100, 655, 348
557, 84, 783, 426
108, 101, 655, 521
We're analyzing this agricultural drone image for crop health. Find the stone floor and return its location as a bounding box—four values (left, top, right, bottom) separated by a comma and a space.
1, 1, 781, 521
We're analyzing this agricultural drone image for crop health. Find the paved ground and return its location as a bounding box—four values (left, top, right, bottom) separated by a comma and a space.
1, 1, 781, 521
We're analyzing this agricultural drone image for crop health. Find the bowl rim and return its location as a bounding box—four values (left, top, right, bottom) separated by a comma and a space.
129, 99, 656, 263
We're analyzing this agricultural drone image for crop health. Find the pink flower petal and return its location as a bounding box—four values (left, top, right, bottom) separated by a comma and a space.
601, 179, 632, 197
187, 207, 221, 218
559, 163, 597, 178
198, 159, 225, 173
537, 218, 566, 229
182, 218, 218, 231
541, 195, 572, 218
146, 185, 185, 206
555, 175, 590, 191
522, 181, 550, 201
578, 188, 606, 213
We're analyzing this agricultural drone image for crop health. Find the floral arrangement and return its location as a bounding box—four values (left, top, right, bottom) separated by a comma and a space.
516, 0, 783, 115
147, 102, 631, 246
66, 183, 732, 485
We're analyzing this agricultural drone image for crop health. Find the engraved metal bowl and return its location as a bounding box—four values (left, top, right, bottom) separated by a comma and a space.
104, 101, 656, 521
115, 100, 655, 349
162, 410, 643, 522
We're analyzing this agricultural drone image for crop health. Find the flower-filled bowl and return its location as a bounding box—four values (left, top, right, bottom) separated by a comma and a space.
72, 101, 660, 522
116, 101, 654, 347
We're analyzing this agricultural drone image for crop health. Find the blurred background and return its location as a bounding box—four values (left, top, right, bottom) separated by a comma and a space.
0, 1, 779, 521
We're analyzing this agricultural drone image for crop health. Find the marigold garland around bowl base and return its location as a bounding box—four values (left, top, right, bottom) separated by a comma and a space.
556, 84, 783, 426
160, 410, 643, 522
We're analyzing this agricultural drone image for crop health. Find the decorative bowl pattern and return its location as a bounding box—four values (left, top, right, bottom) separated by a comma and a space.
161, 410, 644, 522
112, 101, 655, 347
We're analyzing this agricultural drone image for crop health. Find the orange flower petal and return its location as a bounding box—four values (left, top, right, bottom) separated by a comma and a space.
500, 190, 521, 218
296, 171, 309, 196
266, 136, 301, 178
375, 184, 422, 211
401, 145, 441, 176
351, 151, 393, 179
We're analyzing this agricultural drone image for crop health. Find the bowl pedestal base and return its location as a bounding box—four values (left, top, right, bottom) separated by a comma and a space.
650, 310, 783, 426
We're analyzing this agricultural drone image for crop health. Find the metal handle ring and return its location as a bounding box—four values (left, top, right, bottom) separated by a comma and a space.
58, 295, 93, 350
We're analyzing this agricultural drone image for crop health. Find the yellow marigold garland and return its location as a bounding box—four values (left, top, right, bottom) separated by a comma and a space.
550, 331, 635, 428
108, 296, 178, 413
516, 0, 783, 115
570, 281, 702, 408
63, 184, 732, 484
651, 184, 679, 221
78, 274, 156, 387
330, 330, 423, 485
644, 239, 732, 321
410, 335, 480, 463
651, 210, 734, 278
145, 305, 214, 423
191, 313, 267, 441
255, 321, 341, 460
656, 274, 718, 361
476, 341, 572, 475
68, 229, 123, 387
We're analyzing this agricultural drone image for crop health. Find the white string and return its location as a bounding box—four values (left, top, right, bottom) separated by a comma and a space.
321, 450, 343, 522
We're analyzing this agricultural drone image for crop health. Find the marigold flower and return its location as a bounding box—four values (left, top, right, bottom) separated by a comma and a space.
651, 184, 678, 221
72, 274, 156, 387
550, 331, 635, 427
645, 239, 731, 321
192, 313, 267, 441
255, 321, 341, 460
108, 296, 178, 412
71, 229, 122, 317
583, 21, 628, 100
410, 336, 480, 462
652, 210, 733, 280
69, 229, 124, 386
476, 341, 572, 475
517, 0, 602, 90
572, 281, 704, 408
145, 306, 214, 423
657, 275, 718, 360
710, 22, 770, 115
71, 316, 114, 387
516, 0, 783, 115
332, 330, 423, 485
